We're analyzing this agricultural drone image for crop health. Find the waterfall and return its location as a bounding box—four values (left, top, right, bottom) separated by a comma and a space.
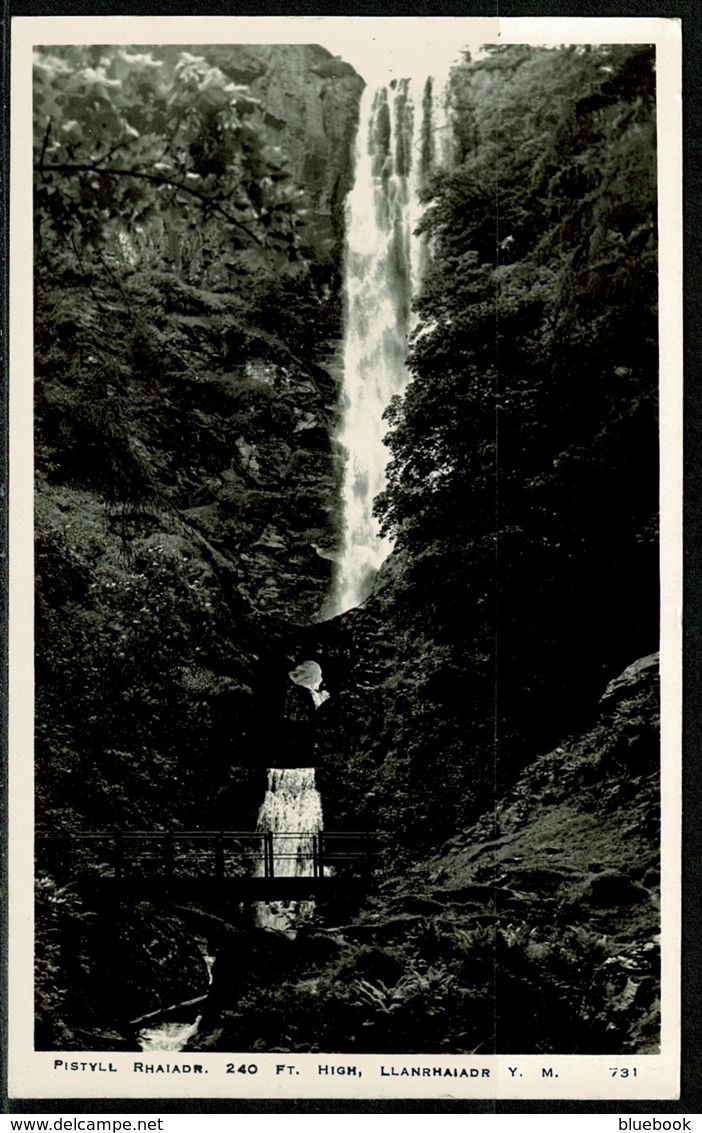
129, 65, 457, 1056
135, 940, 214, 1052
255, 767, 324, 935
138, 1016, 202, 1053
254, 662, 324, 933
252, 71, 456, 941
332, 74, 455, 616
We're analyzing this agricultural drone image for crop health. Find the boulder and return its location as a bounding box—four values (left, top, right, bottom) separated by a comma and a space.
600, 653, 659, 704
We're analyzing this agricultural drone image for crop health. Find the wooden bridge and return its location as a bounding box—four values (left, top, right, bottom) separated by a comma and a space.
36, 830, 377, 901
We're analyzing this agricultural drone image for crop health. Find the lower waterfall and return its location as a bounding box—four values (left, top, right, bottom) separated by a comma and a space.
255, 659, 327, 936
135, 942, 214, 1053
255, 767, 324, 936
138, 1016, 203, 1053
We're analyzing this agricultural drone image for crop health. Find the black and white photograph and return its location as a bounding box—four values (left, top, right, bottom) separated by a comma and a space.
8, 15, 682, 1101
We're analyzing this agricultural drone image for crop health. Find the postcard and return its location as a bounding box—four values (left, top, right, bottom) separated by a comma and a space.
8, 14, 682, 1102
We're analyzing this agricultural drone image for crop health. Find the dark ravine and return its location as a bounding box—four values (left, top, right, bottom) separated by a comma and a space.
235, 658, 659, 1054
34, 42, 660, 1056
36, 648, 660, 1054
106, 650, 658, 1056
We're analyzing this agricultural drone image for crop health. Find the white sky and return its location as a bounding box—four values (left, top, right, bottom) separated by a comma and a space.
283, 16, 481, 85
19, 15, 675, 87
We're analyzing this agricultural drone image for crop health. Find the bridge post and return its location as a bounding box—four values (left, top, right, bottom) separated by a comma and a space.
264, 831, 274, 878
214, 832, 224, 880
317, 832, 324, 879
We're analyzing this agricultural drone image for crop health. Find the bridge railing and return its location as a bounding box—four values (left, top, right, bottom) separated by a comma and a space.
35, 830, 377, 883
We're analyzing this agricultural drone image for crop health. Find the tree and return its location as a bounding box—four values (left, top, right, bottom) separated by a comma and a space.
374, 43, 658, 822
33, 46, 335, 834
34, 46, 308, 271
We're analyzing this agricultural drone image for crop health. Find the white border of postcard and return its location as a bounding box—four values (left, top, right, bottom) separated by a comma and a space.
9, 14, 682, 1101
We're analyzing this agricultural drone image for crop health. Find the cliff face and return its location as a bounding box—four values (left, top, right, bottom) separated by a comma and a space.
38, 43, 364, 627
166, 43, 365, 257
238, 44, 363, 238
165, 43, 365, 618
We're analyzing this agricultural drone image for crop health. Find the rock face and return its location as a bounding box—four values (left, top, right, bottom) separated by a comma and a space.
243, 44, 364, 238
174, 43, 365, 256
97, 43, 363, 626
166, 43, 364, 621
176, 340, 345, 625
104, 43, 364, 624
600, 652, 660, 705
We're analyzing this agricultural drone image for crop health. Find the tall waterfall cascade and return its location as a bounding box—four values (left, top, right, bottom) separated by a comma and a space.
254, 70, 456, 937
332, 72, 456, 615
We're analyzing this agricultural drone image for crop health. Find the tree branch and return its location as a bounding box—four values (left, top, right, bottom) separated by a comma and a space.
39, 118, 52, 166
35, 162, 264, 246
91, 138, 136, 168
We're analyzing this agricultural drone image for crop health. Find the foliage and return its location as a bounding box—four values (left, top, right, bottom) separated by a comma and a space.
35, 876, 209, 1049
35, 873, 96, 1048
34, 46, 342, 834
204, 911, 659, 1054
34, 46, 308, 270
35, 502, 259, 829
366, 43, 659, 842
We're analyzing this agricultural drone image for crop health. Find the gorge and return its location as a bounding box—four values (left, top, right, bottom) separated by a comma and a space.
251, 67, 459, 958
33, 40, 662, 1057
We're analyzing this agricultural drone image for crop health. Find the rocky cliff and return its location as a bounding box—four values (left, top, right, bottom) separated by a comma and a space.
162, 43, 364, 258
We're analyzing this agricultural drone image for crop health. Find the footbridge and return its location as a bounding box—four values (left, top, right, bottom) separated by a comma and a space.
36, 830, 377, 901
